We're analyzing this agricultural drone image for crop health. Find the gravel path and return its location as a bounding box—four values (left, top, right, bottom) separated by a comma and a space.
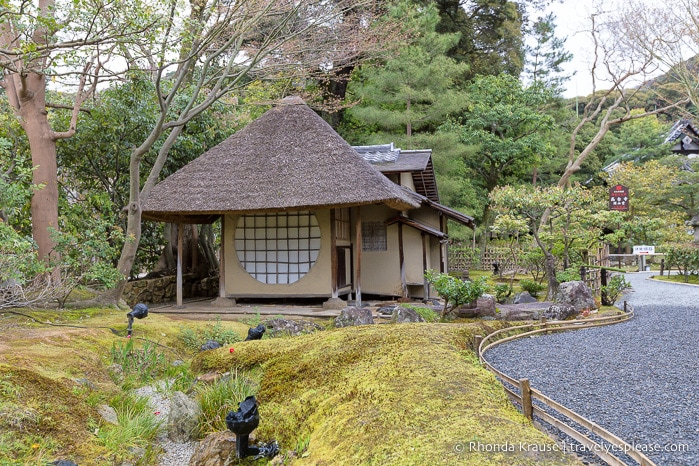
485, 272, 699, 466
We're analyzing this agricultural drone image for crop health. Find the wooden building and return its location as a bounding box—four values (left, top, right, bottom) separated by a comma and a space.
142, 97, 474, 307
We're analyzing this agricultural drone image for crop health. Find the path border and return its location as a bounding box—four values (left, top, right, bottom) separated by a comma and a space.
478, 303, 656, 466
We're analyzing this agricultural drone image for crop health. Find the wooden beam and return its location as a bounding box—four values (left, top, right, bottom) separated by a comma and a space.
330, 209, 338, 299
176, 223, 183, 307
398, 222, 407, 298
422, 232, 429, 300
219, 217, 226, 298
354, 207, 362, 306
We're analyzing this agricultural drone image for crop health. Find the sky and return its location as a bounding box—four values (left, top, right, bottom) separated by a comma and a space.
544, 0, 660, 98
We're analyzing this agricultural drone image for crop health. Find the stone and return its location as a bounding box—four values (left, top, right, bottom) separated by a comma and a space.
376, 305, 397, 316
513, 291, 538, 304
502, 309, 541, 321
390, 307, 425, 323
263, 319, 323, 337
189, 431, 237, 466
97, 404, 119, 425
200, 340, 221, 351
335, 306, 374, 327
211, 297, 236, 307
554, 281, 595, 313
168, 391, 200, 442
543, 303, 577, 321
476, 294, 496, 317
195, 371, 226, 385
323, 297, 347, 310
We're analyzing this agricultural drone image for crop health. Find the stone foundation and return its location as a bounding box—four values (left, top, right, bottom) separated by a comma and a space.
122, 274, 218, 306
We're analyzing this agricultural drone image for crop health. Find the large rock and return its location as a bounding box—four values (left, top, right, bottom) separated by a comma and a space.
168, 391, 200, 442
543, 303, 577, 321
97, 405, 118, 425
334, 307, 374, 327
502, 308, 541, 321
189, 431, 237, 466
555, 281, 596, 313
390, 307, 425, 323
513, 291, 537, 304
456, 294, 495, 318
263, 318, 323, 337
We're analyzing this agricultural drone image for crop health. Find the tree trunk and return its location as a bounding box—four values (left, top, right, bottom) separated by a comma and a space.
20, 73, 60, 263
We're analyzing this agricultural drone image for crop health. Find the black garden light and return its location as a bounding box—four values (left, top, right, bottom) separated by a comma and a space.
126, 303, 149, 337
226, 395, 279, 459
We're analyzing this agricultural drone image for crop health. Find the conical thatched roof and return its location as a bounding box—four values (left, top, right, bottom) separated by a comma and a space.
142, 96, 420, 223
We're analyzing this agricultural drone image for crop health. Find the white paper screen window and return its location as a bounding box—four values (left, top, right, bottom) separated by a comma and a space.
235, 211, 321, 284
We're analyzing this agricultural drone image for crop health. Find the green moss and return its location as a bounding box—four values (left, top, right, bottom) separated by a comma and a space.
193, 323, 581, 465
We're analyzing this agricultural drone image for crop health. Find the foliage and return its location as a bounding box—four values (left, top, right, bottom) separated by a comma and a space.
194, 370, 259, 437
97, 392, 161, 463
522, 12, 573, 93
399, 303, 440, 323
177, 318, 242, 352
663, 243, 699, 282
109, 339, 169, 388
601, 275, 631, 305
425, 270, 488, 317
0, 222, 47, 285
494, 283, 512, 303
556, 267, 581, 284
345, 2, 469, 143
521, 248, 546, 284
519, 279, 545, 298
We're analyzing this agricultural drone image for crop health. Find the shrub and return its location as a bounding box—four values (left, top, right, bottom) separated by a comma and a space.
519, 279, 544, 298
601, 275, 631, 305
177, 318, 242, 351
556, 267, 580, 283
494, 283, 512, 303
425, 270, 488, 318
663, 243, 699, 282
399, 304, 439, 323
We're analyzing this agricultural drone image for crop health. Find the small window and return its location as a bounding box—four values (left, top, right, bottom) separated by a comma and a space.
362, 221, 387, 251
335, 208, 350, 241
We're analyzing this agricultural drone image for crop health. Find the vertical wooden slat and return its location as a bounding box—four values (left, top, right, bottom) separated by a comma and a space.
219, 217, 226, 298
330, 209, 338, 299
520, 378, 533, 421
421, 232, 428, 300
398, 222, 407, 298
354, 207, 362, 306
176, 223, 183, 307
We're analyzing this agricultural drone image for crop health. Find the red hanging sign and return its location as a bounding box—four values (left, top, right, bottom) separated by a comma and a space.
609, 185, 629, 211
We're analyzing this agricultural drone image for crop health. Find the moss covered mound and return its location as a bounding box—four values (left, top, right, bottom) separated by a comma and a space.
194, 323, 581, 465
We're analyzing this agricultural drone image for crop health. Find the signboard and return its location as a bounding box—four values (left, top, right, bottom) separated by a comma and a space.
609, 185, 629, 211
633, 245, 655, 255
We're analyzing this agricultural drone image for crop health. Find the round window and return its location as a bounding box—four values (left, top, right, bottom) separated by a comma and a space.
234, 211, 321, 284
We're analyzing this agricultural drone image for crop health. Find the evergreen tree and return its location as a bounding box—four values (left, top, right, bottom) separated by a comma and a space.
522, 12, 573, 94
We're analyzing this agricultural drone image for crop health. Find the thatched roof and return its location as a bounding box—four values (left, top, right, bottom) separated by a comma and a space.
142, 97, 420, 223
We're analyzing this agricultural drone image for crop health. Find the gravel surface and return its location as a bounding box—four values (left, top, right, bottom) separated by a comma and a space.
134, 383, 197, 465
485, 272, 699, 466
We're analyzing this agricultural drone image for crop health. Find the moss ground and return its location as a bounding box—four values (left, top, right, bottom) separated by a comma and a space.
194, 323, 582, 465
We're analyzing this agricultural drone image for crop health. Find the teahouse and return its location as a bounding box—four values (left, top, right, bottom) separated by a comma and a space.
142, 96, 473, 307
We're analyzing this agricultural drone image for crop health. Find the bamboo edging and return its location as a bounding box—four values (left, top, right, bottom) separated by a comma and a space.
478, 302, 657, 466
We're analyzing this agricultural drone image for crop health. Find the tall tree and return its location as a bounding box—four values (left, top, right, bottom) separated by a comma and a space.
522, 12, 573, 93
440, 74, 556, 239
344, 2, 469, 146
0, 0, 153, 263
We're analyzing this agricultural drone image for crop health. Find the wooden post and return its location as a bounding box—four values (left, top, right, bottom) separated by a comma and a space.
421, 232, 429, 301
354, 207, 362, 306
219, 217, 226, 298
176, 223, 183, 307
330, 209, 338, 299
660, 258, 665, 276
398, 222, 407, 298
474, 335, 483, 354
520, 378, 533, 421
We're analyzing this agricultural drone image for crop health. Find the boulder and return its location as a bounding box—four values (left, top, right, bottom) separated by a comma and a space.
189, 431, 237, 466
97, 405, 118, 425
376, 305, 397, 317
263, 318, 323, 337
555, 281, 595, 313
168, 391, 200, 442
390, 307, 425, 323
543, 303, 577, 321
476, 294, 496, 317
502, 308, 541, 321
200, 340, 221, 351
513, 291, 538, 304
334, 307, 374, 327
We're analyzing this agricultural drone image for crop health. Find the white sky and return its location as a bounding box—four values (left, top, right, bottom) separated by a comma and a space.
545, 0, 661, 98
